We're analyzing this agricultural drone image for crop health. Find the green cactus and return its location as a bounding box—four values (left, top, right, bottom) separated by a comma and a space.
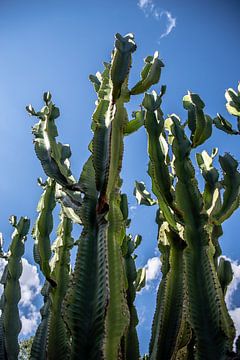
28, 33, 159, 360
0, 32, 239, 360
47, 213, 73, 359
32, 178, 57, 287
0, 216, 30, 360
214, 83, 240, 134
30, 282, 51, 360
135, 83, 240, 358
149, 214, 187, 360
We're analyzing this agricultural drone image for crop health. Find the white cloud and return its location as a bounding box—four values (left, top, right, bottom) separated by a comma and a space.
19, 259, 41, 336
138, 256, 161, 292
20, 258, 41, 307
223, 256, 240, 310
159, 11, 176, 39
138, 0, 153, 8
20, 304, 40, 336
145, 256, 161, 282
137, 0, 176, 38
229, 308, 240, 338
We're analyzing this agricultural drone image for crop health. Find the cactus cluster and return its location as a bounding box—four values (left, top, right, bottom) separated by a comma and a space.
0, 33, 239, 359
137, 90, 240, 358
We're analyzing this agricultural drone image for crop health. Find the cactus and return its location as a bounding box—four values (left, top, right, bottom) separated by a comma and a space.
0, 33, 239, 360
213, 83, 240, 135
135, 86, 239, 359
47, 213, 73, 359
32, 178, 57, 286
25, 33, 164, 359
0, 216, 30, 360
30, 282, 51, 360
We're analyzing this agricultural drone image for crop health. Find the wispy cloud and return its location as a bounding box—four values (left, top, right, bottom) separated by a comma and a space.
130, 205, 137, 211
138, 0, 154, 14
159, 11, 176, 39
137, 0, 176, 39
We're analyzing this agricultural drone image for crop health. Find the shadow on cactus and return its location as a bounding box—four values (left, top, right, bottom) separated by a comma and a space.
0, 33, 239, 360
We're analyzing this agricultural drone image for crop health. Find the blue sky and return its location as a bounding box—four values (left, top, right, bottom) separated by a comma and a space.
0, 0, 240, 355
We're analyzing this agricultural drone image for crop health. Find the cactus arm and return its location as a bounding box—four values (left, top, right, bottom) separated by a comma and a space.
110, 33, 136, 102
134, 181, 157, 206
32, 178, 56, 286
166, 114, 235, 358
183, 92, 212, 147
30, 282, 51, 360
135, 267, 146, 291
27, 93, 83, 225
196, 150, 222, 215
27, 95, 78, 190
55, 184, 82, 224
213, 113, 239, 135
210, 224, 223, 268
91, 63, 111, 192
213, 85, 240, 135
130, 52, 164, 95
225, 87, 240, 117
92, 34, 137, 212
212, 153, 240, 224
143, 91, 178, 229
105, 99, 126, 199
0, 216, 30, 360
89, 73, 101, 93
217, 258, 233, 296
92, 99, 110, 191
124, 109, 145, 135
149, 216, 186, 360
47, 214, 73, 359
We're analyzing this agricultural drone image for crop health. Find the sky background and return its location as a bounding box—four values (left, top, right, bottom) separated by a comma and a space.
0, 0, 240, 355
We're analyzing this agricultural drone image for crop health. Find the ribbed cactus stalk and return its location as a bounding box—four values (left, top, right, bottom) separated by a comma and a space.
32, 178, 56, 286
47, 212, 73, 359
30, 188, 74, 359
30, 282, 51, 360
0, 216, 30, 360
